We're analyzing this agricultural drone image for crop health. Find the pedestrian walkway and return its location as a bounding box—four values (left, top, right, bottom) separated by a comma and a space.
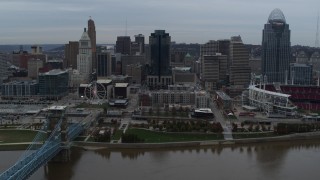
211, 102, 233, 140
117, 121, 129, 143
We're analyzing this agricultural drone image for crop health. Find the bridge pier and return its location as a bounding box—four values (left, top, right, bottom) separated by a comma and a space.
44, 163, 48, 176
51, 145, 71, 162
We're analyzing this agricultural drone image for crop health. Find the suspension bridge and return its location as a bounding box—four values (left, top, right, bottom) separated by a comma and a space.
0, 106, 91, 180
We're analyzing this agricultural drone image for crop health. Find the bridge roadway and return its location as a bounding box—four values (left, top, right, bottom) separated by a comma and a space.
0, 122, 85, 180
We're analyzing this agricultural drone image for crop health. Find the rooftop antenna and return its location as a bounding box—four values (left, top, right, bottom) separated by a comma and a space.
316, 11, 319, 48
125, 17, 127, 36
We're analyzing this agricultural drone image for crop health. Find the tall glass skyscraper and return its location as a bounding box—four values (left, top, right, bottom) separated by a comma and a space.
262, 8, 291, 84
146, 30, 172, 89
149, 30, 171, 77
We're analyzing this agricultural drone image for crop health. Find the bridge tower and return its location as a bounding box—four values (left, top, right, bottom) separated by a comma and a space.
46, 106, 70, 162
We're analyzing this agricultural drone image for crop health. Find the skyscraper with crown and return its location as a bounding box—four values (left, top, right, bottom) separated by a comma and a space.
262, 8, 291, 84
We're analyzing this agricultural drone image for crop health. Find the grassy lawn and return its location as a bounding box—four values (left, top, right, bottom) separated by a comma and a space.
232, 132, 278, 139
0, 144, 29, 151
74, 136, 87, 141
126, 128, 223, 143
112, 130, 123, 140
0, 130, 45, 143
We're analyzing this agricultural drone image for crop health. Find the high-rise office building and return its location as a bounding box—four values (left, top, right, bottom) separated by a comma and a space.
126, 64, 144, 84
310, 51, 320, 76
133, 34, 145, 54
147, 30, 171, 89
202, 54, 227, 90
28, 59, 43, 79
200, 40, 218, 81
228, 36, 251, 96
217, 39, 230, 73
149, 30, 171, 76
11, 46, 47, 70
88, 17, 97, 71
200, 40, 218, 56
38, 69, 69, 98
77, 28, 92, 82
116, 36, 131, 55
121, 55, 146, 75
290, 63, 313, 85
229, 36, 250, 87
97, 52, 112, 77
64, 41, 79, 69
262, 8, 291, 84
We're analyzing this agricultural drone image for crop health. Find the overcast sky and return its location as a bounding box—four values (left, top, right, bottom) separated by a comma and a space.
0, 0, 319, 46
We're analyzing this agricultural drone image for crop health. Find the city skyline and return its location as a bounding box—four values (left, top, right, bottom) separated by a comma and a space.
0, 0, 319, 46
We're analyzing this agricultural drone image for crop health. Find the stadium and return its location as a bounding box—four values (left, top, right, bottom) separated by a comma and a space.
243, 83, 320, 117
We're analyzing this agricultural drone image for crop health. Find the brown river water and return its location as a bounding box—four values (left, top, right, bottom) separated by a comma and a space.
1, 140, 320, 180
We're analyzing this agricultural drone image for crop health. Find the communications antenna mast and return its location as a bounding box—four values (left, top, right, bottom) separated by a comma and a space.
125, 18, 127, 36
316, 12, 319, 47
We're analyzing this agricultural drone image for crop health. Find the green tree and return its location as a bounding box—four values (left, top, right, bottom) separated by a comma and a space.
254, 125, 260, 132
248, 123, 253, 132
232, 123, 238, 132
171, 106, 177, 116
164, 105, 169, 116
185, 107, 190, 112
156, 105, 161, 117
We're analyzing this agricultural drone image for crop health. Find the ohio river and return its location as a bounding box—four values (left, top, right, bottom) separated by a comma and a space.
1, 140, 320, 180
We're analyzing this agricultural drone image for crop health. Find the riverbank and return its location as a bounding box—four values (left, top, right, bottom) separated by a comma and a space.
2, 131, 320, 151
72, 131, 320, 150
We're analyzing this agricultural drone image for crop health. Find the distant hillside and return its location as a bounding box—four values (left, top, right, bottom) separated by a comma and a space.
46, 45, 65, 52
0, 44, 64, 53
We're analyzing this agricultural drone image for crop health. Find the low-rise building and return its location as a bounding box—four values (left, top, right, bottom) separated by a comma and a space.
1, 80, 38, 98
172, 67, 196, 86
195, 91, 211, 108
114, 83, 129, 99
215, 90, 232, 110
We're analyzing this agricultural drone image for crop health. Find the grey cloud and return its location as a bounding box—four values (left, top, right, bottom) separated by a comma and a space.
0, 0, 319, 45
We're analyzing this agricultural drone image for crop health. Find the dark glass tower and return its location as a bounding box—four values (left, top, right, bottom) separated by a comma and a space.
262, 8, 291, 84
149, 30, 171, 77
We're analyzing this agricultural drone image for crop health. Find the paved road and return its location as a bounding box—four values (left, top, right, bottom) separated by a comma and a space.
210, 102, 233, 140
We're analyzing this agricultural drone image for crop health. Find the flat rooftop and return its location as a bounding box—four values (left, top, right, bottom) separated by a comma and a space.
97, 79, 112, 84
79, 84, 89, 87
216, 91, 231, 101
115, 83, 129, 87
48, 106, 67, 111
40, 69, 68, 76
